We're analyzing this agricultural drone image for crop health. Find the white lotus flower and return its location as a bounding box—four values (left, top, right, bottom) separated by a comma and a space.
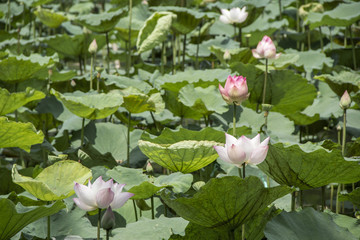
219, 7, 248, 25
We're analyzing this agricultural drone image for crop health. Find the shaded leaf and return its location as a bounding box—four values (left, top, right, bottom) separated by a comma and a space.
34, 7, 67, 28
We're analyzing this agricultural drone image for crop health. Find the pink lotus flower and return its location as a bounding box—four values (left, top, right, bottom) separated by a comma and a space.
340, 90, 351, 109
219, 7, 248, 25
219, 75, 249, 105
73, 176, 134, 211
88, 39, 98, 54
252, 36, 281, 59
214, 133, 270, 167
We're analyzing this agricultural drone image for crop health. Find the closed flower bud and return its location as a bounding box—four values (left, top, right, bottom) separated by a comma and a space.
101, 206, 116, 230
339, 90, 351, 109
146, 161, 153, 173
88, 39, 98, 54
252, 36, 281, 59
223, 50, 231, 60
219, 75, 249, 105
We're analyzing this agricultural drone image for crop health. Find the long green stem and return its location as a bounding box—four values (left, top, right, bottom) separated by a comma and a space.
307, 26, 311, 50
319, 27, 323, 52
278, 0, 282, 20
321, 186, 326, 211
172, 34, 176, 74
182, 34, 186, 71
127, 0, 133, 76
241, 163, 245, 240
291, 191, 296, 211
151, 196, 155, 219
195, 22, 201, 69
299, 190, 303, 208
47, 211, 51, 240
97, 209, 101, 240
90, 54, 94, 90
349, 26, 357, 70
262, 59, 268, 106
233, 103, 236, 137
80, 118, 85, 148
296, 0, 300, 50
106, 229, 110, 240
132, 200, 138, 221
233, 24, 237, 41
238, 27, 242, 47
229, 229, 235, 240
329, 27, 333, 50
127, 112, 131, 167
161, 41, 166, 74
342, 109, 347, 156
105, 32, 110, 73
330, 184, 334, 211
336, 184, 341, 214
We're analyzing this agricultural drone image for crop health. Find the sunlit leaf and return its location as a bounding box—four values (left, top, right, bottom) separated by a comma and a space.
315, 70, 360, 96
34, 7, 67, 28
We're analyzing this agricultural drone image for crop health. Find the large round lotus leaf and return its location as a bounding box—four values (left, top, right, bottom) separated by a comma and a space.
0, 117, 44, 152
305, 2, 360, 29
106, 166, 148, 191
161, 176, 292, 232
119, 88, 164, 114
102, 73, 152, 93
231, 62, 317, 116
264, 207, 356, 240
12, 160, 92, 201
136, 11, 177, 53
0, 87, 45, 115
315, 70, 360, 96
258, 142, 360, 190
51, 89, 123, 120
155, 69, 231, 92
154, 172, 193, 193
34, 8, 67, 28
178, 84, 228, 115
76, 8, 125, 33
139, 127, 224, 173
339, 187, 360, 208
0, 55, 54, 82
112, 215, 188, 240
0, 199, 65, 240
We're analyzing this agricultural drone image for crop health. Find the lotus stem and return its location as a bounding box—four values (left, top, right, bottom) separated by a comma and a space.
233, 24, 237, 41
161, 41, 166, 74
296, 0, 300, 50
79, 56, 83, 75
127, 112, 131, 167
299, 190, 303, 208
330, 184, 334, 211
291, 191, 296, 211
307, 25, 311, 50
238, 26, 242, 47
229, 229, 235, 240
132, 200, 138, 221
47, 212, 51, 240
105, 32, 110, 73
195, 21, 202, 69
321, 186, 326, 211
182, 34, 186, 71
319, 27, 323, 52
336, 184, 341, 214
278, 0, 282, 20
97, 208, 101, 240
262, 59, 268, 106
342, 109, 347, 156
151, 196, 155, 219
150, 111, 160, 133
344, 28, 347, 48
172, 33, 176, 74
97, 72, 100, 93
164, 204, 168, 217
106, 229, 110, 240
90, 54, 94, 90
128, 0, 133, 73
80, 117, 85, 148
233, 103, 237, 137
349, 26, 357, 70
329, 27, 333, 50
6, 0, 10, 31
242, 225, 245, 240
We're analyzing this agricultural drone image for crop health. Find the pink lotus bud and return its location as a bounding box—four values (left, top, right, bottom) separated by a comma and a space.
252, 36, 281, 59
223, 50, 231, 60
101, 206, 116, 230
219, 7, 248, 25
219, 75, 249, 105
340, 90, 351, 109
146, 161, 153, 173
214, 133, 270, 168
70, 79, 76, 87
88, 39, 98, 54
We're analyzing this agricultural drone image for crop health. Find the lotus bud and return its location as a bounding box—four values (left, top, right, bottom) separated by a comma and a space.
223, 50, 231, 60
262, 104, 273, 112
339, 90, 351, 109
101, 206, 116, 230
71, 79, 76, 87
336, 125, 341, 131
146, 161, 153, 173
252, 35, 281, 59
83, 27, 92, 35
48, 69, 53, 77
88, 39, 98, 54
219, 75, 249, 105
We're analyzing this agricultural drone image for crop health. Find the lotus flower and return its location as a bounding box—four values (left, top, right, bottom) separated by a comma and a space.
214, 133, 270, 167
73, 176, 134, 211
340, 90, 351, 109
219, 7, 248, 25
101, 206, 116, 230
88, 39, 98, 54
219, 75, 249, 105
252, 36, 281, 59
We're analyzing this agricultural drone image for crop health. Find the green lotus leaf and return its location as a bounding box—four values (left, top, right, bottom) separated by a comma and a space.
76, 8, 126, 33
210, 46, 255, 65
12, 160, 92, 201
120, 89, 164, 114
155, 69, 231, 92
178, 84, 228, 115
139, 127, 225, 173
154, 172, 193, 194
258, 142, 360, 190
0, 55, 54, 82
264, 207, 356, 240
106, 166, 148, 191
102, 73, 152, 93
34, 7, 67, 28
325, 210, 360, 238
0, 117, 44, 152
69, 2, 94, 14
0, 87, 45, 115
161, 176, 292, 231
50, 69, 77, 82
26, 0, 54, 7
51, 89, 123, 120
339, 187, 360, 208
112, 215, 188, 239
136, 11, 176, 53
128, 182, 164, 200
314, 70, 360, 97
305, 2, 360, 29
231, 62, 317, 116
0, 199, 65, 240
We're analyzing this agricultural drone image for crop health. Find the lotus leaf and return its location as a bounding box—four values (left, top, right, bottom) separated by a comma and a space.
34, 8, 67, 28
258, 142, 360, 190
264, 207, 356, 240
339, 187, 360, 208
178, 84, 228, 115
12, 160, 92, 201
120, 88, 164, 114
137, 12, 177, 53
315, 70, 360, 96
161, 176, 292, 231
0, 87, 45, 115
154, 172, 193, 193
139, 127, 225, 173
0, 199, 65, 240
76, 8, 125, 33
51, 89, 123, 120
102, 73, 152, 93
0, 117, 44, 152
107, 166, 148, 191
